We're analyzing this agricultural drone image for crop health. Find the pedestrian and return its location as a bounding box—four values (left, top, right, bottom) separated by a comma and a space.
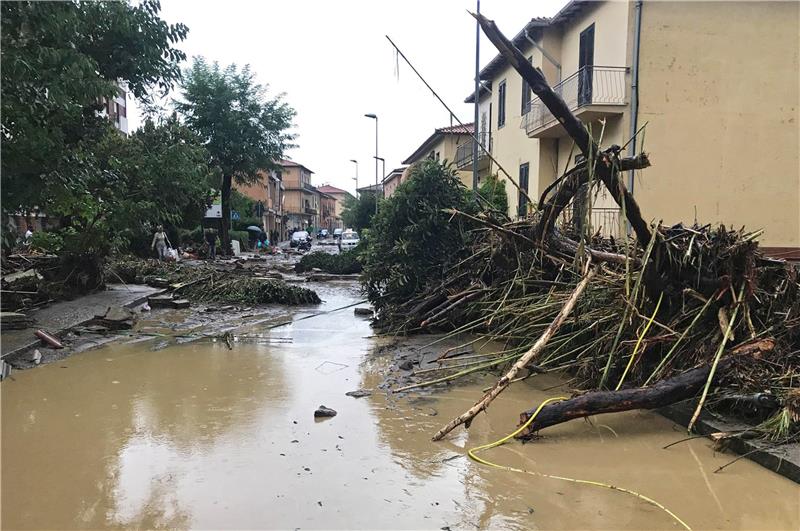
204, 226, 218, 260
151, 225, 171, 261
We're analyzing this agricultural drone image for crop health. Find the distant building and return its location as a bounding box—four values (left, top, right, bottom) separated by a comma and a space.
317, 185, 354, 230
100, 85, 128, 134
356, 183, 383, 198
402, 124, 475, 188
233, 169, 285, 241
382, 167, 407, 198
280, 159, 321, 231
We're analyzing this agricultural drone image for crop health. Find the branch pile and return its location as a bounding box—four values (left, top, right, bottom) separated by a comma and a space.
371, 14, 799, 443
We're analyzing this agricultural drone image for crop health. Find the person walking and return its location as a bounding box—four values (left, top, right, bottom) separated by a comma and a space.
151, 225, 171, 261
204, 226, 218, 260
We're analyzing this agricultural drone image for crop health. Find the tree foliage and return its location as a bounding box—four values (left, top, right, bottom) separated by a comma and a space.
360, 160, 478, 314
341, 193, 377, 231
176, 58, 295, 252
1, 0, 188, 210
478, 174, 509, 217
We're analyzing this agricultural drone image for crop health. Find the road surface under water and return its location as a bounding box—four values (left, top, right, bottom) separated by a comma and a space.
2, 282, 798, 530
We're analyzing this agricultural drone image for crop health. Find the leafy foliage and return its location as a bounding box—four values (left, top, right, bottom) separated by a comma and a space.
1, 0, 188, 211
478, 174, 509, 216
360, 160, 478, 314
296, 251, 362, 274
176, 58, 296, 251
341, 193, 377, 231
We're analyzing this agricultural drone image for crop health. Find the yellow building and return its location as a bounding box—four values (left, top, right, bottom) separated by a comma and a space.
401, 124, 475, 188
469, 0, 798, 254
280, 159, 321, 232
317, 185, 352, 229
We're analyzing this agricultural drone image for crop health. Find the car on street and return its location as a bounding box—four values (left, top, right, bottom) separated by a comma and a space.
290, 230, 311, 248
318, 229, 329, 239
340, 230, 359, 250
333, 228, 343, 240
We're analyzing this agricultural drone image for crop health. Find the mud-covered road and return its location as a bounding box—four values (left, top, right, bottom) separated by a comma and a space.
2, 281, 798, 530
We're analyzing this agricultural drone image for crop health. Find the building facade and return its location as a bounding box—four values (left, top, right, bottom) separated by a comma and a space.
281, 159, 322, 231
402, 124, 476, 188
317, 185, 353, 229
468, 0, 798, 251
101, 85, 128, 134
233, 169, 285, 242
382, 167, 408, 198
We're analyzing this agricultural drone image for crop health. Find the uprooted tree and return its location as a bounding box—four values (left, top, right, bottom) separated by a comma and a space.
364, 14, 799, 445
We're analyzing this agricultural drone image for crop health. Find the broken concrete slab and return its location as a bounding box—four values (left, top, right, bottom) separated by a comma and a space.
170, 299, 190, 309
147, 294, 174, 308
345, 389, 372, 398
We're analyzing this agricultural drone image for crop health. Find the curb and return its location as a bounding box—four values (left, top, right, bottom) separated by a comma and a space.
658, 402, 800, 484
0, 287, 167, 362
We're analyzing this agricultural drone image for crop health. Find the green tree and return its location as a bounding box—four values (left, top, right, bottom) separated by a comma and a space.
1, 0, 188, 212
478, 174, 509, 216
176, 58, 295, 253
341, 193, 378, 231
361, 160, 478, 315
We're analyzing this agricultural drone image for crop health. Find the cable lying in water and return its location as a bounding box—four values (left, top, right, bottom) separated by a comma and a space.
466, 397, 692, 531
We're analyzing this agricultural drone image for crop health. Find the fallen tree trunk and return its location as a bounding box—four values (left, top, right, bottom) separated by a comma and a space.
431, 262, 596, 441
516, 362, 726, 439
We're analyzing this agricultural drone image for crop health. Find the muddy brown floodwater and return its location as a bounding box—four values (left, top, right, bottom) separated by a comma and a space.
2, 282, 799, 530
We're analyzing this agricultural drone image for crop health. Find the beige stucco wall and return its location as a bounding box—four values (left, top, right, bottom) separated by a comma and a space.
559, 1, 629, 75
636, 1, 800, 247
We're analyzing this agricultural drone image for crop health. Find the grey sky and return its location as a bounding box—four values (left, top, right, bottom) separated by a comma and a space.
131, 0, 566, 195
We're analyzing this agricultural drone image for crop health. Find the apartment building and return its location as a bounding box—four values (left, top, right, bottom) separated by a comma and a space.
317, 185, 353, 229
101, 85, 129, 134
234, 169, 285, 241
402, 124, 475, 188
468, 0, 798, 253
281, 159, 321, 231
382, 167, 408, 198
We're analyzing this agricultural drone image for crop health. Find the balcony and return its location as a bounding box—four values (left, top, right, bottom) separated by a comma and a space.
521, 66, 628, 138
454, 132, 492, 171
304, 206, 317, 215
560, 206, 622, 239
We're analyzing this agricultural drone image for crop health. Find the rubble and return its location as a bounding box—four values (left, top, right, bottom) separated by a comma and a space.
314, 405, 337, 418
91, 306, 136, 330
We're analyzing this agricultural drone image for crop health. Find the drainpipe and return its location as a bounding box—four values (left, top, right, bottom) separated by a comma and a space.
628, 0, 643, 197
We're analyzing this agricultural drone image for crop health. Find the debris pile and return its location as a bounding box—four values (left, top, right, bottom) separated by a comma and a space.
294, 251, 362, 275
108, 258, 321, 305
370, 15, 800, 445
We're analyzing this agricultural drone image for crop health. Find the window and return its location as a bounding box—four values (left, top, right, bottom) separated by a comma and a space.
436, 151, 440, 161
518, 163, 530, 218
497, 80, 506, 128
521, 56, 532, 114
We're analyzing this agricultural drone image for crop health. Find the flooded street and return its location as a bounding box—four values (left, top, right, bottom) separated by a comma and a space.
2, 282, 798, 530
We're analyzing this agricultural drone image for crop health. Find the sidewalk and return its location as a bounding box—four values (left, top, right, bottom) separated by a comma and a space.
1, 284, 162, 359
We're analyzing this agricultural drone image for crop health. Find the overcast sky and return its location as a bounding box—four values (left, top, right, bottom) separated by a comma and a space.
131, 0, 567, 195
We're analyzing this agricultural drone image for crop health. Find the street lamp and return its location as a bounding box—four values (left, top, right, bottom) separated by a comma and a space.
349, 159, 359, 198
364, 113, 379, 214
374, 156, 385, 194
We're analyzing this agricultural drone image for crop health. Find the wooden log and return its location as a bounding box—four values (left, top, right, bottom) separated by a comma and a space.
516, 361, 728, 439
431, 262, 596, 441
473, 12, 652, 249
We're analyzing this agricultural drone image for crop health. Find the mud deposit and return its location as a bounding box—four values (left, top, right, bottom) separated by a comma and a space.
2, 283, 798, 530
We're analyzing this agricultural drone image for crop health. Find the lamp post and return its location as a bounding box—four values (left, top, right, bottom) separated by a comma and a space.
374, 156, 385, 196
364, 113, 378, 214
349, 159, 359, 198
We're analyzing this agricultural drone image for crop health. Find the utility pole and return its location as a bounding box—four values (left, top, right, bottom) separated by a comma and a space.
471, 0, 480, 192
364, 113, 379, 214
349, 159, 359, 198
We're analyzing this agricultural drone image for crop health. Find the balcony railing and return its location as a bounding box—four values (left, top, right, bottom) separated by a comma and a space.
521, 66, 627, 135
304, 206, 317, 215
559, 206, 622, 239
454, 132, 491, 170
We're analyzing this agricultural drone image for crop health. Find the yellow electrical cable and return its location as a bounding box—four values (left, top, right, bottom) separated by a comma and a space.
467, 396, 692, 531
616, 292, 664, 390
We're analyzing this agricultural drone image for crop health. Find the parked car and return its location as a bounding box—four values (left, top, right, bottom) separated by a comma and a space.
340, 230, 359, 250
318, 229, 329, 239
333, 228, 343, 240
290, 230, 310, 248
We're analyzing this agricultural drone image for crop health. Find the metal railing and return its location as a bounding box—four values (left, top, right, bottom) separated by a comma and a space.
454, 132, 491, 170
559, 206, 622, 239
304, 206, 317, 215
521, 66, 627, 135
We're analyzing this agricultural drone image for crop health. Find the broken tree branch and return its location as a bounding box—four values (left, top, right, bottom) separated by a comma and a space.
431, 262, 597, 441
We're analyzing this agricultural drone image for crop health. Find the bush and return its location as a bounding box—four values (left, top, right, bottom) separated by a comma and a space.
295, 251, 362, 274
478, 173, 509, 216
29, 231, 64, 253
360, 159, 478, 315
